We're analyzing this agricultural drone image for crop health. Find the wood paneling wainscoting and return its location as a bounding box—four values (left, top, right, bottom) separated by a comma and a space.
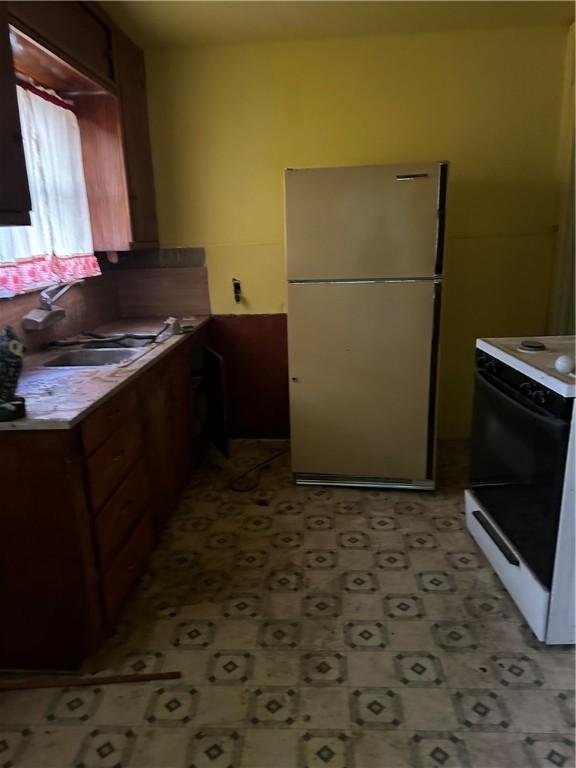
209, 314, 289, 439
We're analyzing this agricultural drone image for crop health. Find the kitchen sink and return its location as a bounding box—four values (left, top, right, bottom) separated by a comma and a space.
44, 349, 142, 367
82, 338, 153, 349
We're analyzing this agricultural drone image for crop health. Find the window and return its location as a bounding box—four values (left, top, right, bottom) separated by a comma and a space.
0, 83, 100, 296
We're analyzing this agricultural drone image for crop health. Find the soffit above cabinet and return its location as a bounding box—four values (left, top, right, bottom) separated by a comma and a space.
101, 0, 574, 48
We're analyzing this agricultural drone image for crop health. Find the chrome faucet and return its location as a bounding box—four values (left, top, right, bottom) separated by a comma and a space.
40, 280, 85, 310
22, 280, 85, 331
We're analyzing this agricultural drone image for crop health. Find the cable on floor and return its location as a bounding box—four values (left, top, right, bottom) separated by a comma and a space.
227, 448, 289, 493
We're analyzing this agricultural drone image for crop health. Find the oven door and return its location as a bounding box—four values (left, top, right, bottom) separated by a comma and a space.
470, 370, 571, 588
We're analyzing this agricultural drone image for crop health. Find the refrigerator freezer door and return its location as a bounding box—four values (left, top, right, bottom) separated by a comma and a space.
285, 162, 445, 281
287, 281, 437, 483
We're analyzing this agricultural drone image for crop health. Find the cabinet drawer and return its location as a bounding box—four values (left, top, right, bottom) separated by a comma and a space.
102, 510, 154, 623
82, 387, 138, 456
95, 459, 149, 571
87, 416, 142, 511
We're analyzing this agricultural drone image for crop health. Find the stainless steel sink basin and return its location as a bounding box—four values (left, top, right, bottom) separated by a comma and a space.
44, 349, 141, 367
82, 338, 153, 349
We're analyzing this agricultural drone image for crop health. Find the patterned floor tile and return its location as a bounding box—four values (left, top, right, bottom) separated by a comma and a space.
307, 489, 333, 503
445, 551, 485, 570
375, 550, 410, 570
344, 621, 388, 650
258, 620, 301, 649
273, 532, 303, 548
555, 692, 575, 728
452, 690, 511, 731
73, 726, 137, 767
218, 501, 245, 516
338, 531, 371, 549
0, 727, 31, 767
394, 501, 425, 515
171, 620, 216, 648
300, 687, 350, 729
186, 729, 243, 768
302, 652, 347, 685
248, 687, 299, 727
274, 500, 304, 515
433, 516, 464, 532
193, 571, 229, 594
489, 655, 545, 688
267, 570, 304, 592
235, 550, 268, 569
243, 515, 273, 532
384, 594, 425, 620
306, 515, 335, 531
464, 594, 515, 620
117, 651, 166, 675
304, 550, 338, 569
394, 651, 445, 686
300, 731, 352, 768
432, 622, 479, 652
336, 501, 364, 515
417, 571, 458, 592
241, 728, 298, 768
350, 688, 403, 729
222, 593, 262, 619
341, 571, 378, 593
46, 688, 102, 725
406, 532, 439, 550
144, 686, 198, 726
304, 594, 342, 619
368, 515, 397, 531
24, 440, 568, 767
522, 735, 575, 768
207, 652, 254, 684
208, 532, 238, 549
409, 731, 471, 768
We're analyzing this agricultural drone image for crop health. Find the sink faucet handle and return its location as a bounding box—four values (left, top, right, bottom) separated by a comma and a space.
40, 279, 85, 309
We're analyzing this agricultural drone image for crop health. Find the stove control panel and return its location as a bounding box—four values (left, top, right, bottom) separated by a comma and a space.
476, 351, 572, 420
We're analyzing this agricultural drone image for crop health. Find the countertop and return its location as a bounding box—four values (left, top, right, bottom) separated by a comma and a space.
0, 317, 210, 432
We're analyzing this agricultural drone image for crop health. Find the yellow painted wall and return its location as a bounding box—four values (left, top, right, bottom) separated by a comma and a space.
145, 26, 570, 437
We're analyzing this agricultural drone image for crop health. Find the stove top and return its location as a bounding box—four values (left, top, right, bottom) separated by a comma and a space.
476, 335, 576, 397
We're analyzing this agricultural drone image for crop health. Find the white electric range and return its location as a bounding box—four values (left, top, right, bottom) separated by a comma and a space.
465, 335, 575, 644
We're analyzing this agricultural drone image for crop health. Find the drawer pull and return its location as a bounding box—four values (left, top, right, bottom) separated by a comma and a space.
111, 449, 125, 463
472, 510, 520, 566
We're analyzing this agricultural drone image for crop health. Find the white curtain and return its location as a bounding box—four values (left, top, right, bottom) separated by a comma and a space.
0, 85, 100, 295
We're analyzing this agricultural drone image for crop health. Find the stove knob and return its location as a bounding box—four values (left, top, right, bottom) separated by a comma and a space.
519, 381, 533, 397
532, 389, 548, 405
485, 360, 498, 375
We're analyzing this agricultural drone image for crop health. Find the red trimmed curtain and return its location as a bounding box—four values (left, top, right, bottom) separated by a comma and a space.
0, 84, 100, 296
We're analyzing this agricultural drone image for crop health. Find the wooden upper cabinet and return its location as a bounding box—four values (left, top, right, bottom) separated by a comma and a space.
115, 29, 159, 247
0, 4, 30, 225
7, 1, 113, 84
4, 0, 159, 250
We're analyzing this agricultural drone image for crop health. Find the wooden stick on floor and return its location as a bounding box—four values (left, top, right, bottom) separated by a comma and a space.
0, 671, 182, 692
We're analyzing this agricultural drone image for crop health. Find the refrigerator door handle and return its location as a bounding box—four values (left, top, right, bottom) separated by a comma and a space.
396, 173, 429, 181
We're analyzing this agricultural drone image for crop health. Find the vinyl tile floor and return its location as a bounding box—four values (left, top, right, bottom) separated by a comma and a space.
1, 441, 574, 768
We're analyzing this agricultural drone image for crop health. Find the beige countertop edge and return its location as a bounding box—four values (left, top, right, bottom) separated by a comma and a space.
0, 317, 210, 432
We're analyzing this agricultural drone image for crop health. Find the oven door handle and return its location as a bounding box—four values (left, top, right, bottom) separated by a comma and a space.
477, 370, 569, 427
472, 509, 520, 566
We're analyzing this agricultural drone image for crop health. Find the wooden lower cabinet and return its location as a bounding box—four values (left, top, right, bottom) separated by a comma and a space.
0, 331, 206, 669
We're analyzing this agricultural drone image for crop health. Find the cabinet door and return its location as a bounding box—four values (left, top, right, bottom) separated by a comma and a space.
141, 364, 178, 526
7, 1, 114, 83
204, 346, 229, 458
0, 4, 31, 225
115, 29, 158, 247
170, 347, 199, 491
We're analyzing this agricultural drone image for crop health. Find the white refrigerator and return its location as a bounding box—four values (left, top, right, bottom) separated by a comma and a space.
285, 161, 448, 489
